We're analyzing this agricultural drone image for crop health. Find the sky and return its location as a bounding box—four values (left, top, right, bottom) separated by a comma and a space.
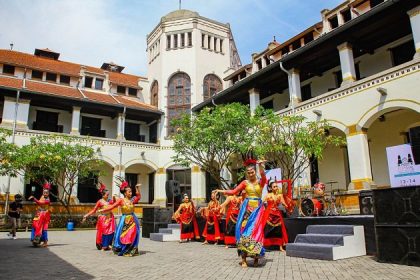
0, 0, 343, 76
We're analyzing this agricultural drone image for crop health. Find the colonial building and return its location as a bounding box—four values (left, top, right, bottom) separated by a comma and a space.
2, 0, 419, 214
0, 9, 241, 208
194, 0, 420, 213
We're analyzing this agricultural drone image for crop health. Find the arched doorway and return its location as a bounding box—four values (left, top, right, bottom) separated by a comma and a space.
125, 163, 156, 204
77, 160, 114, 203
366, 109, 420, 187
318, 127, 350, 191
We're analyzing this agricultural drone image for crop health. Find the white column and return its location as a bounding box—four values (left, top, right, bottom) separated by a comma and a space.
346, 128, 373, 190
261, 57, 267, 68
154, 167, 167, 207
337, 42, 356, 85
116, 113, 125, 140
70, 106, 81, 135
408, 6, 420, 58
112, 166, 125, 198
289, 68, 302, 104
191, 165, 206, 205
0, 97, 30, 130
249, 88, 260, 113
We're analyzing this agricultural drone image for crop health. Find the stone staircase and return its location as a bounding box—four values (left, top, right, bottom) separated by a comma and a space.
286, 225, 366, 260
150, 223, 181, 242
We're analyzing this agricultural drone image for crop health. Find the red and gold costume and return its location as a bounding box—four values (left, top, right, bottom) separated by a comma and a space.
85, 198, 116, 250
263, 192, 288, 247
174, 200, 200, 240
31, 196, 50, 245
202, 200, 223, 242
223, 196, 242, 245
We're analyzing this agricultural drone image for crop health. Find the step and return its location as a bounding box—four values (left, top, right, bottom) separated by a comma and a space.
159, 228, 181, 235
167, 223, 181, 229
306, 225, 355, 235
150, 232, 180, 242
294, 233, 345, 245
286, 243, 338, 260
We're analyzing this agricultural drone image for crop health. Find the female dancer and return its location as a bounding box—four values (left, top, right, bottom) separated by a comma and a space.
202, 190, 223, 245
217, 160, 267, 267
28, 182, 51, 247
82, 183, 116, 250
219, 191, 243, 248
173, 193, 200, 242
263, 181, 288, 251
100, 181, 141, 256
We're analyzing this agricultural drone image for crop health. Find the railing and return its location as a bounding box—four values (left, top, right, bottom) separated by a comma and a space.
32, 121, 63, 133
14, 129, 171, 150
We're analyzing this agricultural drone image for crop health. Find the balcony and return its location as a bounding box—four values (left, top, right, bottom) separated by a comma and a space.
32, 121, 63, 133
80, 129, 106, 138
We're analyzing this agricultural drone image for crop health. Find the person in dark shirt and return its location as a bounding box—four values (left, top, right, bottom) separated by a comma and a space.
7, 194, 23, 239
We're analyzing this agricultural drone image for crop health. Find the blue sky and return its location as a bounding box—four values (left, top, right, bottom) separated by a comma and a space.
0, 0, 343, 76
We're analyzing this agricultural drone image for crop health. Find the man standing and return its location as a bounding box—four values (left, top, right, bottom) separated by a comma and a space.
7, 194, 23, 240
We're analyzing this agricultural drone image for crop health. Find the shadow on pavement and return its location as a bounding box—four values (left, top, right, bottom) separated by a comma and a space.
0, 238, 93, 280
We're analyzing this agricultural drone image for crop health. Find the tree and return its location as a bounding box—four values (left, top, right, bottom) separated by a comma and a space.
171, 103, 256, 188
0, 128, 19, 177
253, 108, 345, 183
14, 134, 103, 216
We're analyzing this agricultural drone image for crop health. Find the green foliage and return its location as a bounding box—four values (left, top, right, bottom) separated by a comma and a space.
171, 103, 256, 188
253, 107, 345, 183
14, 134, 103, 215
0, 128, 19, 176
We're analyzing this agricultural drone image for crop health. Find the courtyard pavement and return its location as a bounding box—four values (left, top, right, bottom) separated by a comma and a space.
0, 230, 419, 280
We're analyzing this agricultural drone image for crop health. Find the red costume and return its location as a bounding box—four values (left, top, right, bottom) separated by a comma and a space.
224, 196, 242, 245
85, 198, 116, 249
31, 182, 51, 246
202, 200, 223, 242
263, 193, 288, 248
174, 200, 200, 240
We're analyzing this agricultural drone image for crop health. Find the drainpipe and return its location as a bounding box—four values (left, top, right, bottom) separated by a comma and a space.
4, 71, 24, 214
279, 61, 295, 115
118, 106, 126, 179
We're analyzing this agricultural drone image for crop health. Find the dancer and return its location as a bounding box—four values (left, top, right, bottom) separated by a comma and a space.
201, 190, 223, 245
28, 182, 51, 247
263, 181, 288, 251
217, 160, 267, 267
173, 193, 200, 242
82, 183, 116, 250
100, 181, 141, 256
219, 191, 243, 248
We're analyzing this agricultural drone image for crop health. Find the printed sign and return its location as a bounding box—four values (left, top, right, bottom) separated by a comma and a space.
386, 144, 420, 187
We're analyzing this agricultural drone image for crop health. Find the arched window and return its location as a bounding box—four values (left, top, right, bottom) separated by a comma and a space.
151, 81, 158, 107
203, 74, 223, 101
167, 72, 191, 135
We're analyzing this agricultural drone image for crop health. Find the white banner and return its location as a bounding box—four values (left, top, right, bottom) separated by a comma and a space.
386, 144, 420, 188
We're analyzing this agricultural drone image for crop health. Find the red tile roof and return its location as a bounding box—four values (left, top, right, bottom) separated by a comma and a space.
0, 76, 160, 113
0, 76, 23, 90
0, 49, 146, 88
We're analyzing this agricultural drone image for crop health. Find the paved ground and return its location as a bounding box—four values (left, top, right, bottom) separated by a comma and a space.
0, 230, 419, 280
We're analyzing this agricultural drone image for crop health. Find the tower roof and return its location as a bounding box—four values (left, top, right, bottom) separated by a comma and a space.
161, 9, 200, 22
